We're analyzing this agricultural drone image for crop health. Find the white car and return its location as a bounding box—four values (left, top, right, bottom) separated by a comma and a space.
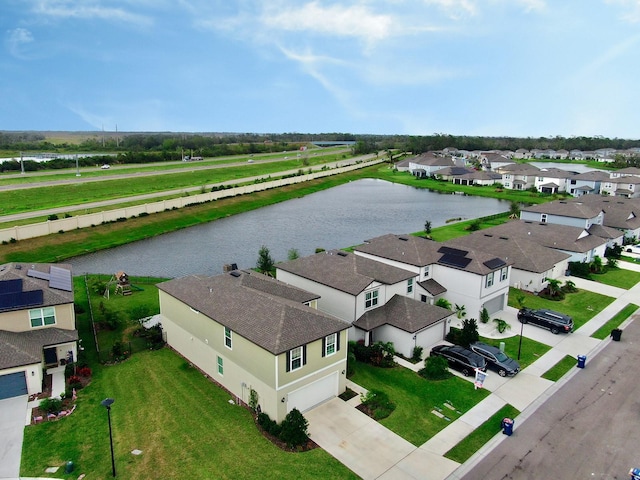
100, 164, 110, 169
625, 245, 640, 254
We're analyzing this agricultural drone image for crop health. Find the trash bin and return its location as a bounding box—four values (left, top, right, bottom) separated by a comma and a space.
65, 461, 74, 474
629, 467, 640, 480
501, 417, 514, 436
611, 328, 622, 341
577, 355, 587, 369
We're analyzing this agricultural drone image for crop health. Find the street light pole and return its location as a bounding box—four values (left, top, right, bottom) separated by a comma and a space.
101, 398, 116, 477
517, 320, 524, 360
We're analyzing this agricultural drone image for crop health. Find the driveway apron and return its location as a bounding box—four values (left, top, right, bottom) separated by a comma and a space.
0, 396, 28, 479
306, 398, 416, 480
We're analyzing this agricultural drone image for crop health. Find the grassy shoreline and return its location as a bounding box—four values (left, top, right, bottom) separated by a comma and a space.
0, 164, 560, 264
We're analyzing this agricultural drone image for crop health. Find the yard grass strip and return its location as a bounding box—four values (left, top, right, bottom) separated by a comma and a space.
591, 303, 639, 339
588, 268, 640, 290
444, 404, 520, 464
479, 335, 551, 370
541, 354, 577, 381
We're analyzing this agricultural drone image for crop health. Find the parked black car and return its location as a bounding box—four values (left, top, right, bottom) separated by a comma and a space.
517, 308, 573, 334
469, 342, 520, 377
430, 344, 487, 377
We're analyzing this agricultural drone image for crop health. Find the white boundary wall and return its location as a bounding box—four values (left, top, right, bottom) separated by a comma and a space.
0, 159, 384, 244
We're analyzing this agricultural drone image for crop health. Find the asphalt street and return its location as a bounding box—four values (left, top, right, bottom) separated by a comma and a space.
460, 317, 640, 480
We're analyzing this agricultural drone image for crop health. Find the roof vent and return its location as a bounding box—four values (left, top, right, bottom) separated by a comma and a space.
229, 271, 241, 277
337, 251, 348, 257
399, 236, 409, 241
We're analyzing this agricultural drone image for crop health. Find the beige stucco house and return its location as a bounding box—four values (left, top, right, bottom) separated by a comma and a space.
0, 263, 78, 399
158, 270, 349, 422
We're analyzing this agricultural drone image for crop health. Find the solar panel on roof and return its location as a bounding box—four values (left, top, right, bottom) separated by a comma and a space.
0, 278, 23, 294
437, 246, 468, 257
49, 266, 72, 291
438, 254, 472, 269
0, 290, 43, 309
27, 269, 50, 281
484, 258, 506, 269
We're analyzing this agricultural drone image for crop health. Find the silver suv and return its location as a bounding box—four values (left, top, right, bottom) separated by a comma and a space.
517, 308, 573, 334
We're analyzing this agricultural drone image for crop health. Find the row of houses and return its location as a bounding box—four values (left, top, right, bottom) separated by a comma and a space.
441, 147, 640, 161
398, 152, 640, 198
3, 192, 639, 424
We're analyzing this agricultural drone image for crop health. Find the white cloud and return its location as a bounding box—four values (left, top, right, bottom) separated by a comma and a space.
30, 0, 152, 26
516, 0, 546, 13
5, 28, 35, 59
421, 0, 478, 19
606, 0, 640, 22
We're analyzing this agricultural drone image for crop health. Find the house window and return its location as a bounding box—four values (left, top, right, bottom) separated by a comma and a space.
540, 214, 547, 223
420, 294, 428, 303
407, 278, 414, 294
500, 267, 508, 281
287, 346, 306, 372
29, 307, 56, 328
217, 356, 223, 375
538, 177, 544, 182
423, 265, 430, 279
224, 327, 232, 349
323, 333, 339, 357
485, 272, 495, 288
365, 290, 379, 309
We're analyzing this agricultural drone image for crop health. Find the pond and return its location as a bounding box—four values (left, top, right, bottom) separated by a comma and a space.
68, 179, 509, 278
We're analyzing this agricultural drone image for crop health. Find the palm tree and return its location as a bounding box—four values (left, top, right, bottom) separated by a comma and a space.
509, 201, 520, 220
545, 278, 562, 298
436, 298, 451, 310
455, 304, 467, 319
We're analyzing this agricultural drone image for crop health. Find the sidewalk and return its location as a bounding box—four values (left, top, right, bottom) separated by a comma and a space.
309, 266, 640, 480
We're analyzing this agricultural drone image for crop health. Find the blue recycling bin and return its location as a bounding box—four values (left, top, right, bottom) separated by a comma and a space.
629, 467, 640, 480
501, 417, 514, 436
577, 355, 587, 369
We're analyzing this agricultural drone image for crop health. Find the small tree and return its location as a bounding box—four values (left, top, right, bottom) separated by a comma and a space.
607, 256, 618, 269
424, 220, 432, 237
436, 298, 452, 310
459, 318, 479, 347
493, 318, 511, 334
545, 278, 563, 299
480, 307, 490, 324
455, 304, 467, 320
279, 408, 309, 448
420, 355, 450, 380
287, 248, 300, 261
590, 255, 603, 274
256, 245, 275, 275
515, 290, 527, 310
509, 201, 520, 219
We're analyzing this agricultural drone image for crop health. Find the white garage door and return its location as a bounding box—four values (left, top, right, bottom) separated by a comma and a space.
287, 371, 338, 413
483, 294, 505, 315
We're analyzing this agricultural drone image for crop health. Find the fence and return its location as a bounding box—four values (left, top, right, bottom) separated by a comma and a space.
0, 158, 383, 243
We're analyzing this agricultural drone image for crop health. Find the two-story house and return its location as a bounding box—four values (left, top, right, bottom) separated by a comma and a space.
601, 176, 640, 198
568, 170, 609, 197
353, 235, 512, 321
0, 263, 78, 400
407, 152, 455, 178
276, 249, 454, 358
566, 195, 640, 241
533, 168, 576, 194
158, 270, 349, 421
495, 163, 540, 190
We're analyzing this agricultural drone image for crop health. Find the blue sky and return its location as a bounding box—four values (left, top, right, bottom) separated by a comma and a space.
2, 1, 640, 138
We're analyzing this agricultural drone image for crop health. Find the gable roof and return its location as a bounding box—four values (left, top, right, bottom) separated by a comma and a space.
418, 278, 447, 296
565, 195, 640, 231
0, 263, 74, 313
0, 327, 79, 370
277, 250, 415, 296
480, 220, 607, 253
572, 170, 610, 181
352, 295, 452, 333
410, 152, 455, 167
536, 167, 576, 179
157, 271, 348, 355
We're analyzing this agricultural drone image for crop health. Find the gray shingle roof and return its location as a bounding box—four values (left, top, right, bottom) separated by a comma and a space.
157, 271, 348, 355
521, 200, 602, 219
277, 249, 415, 296
418, 278, 447, 296
0, 263, 74, 313
0, 328, 78, 370
352, 295, 452, 333
571, 195, 640, 230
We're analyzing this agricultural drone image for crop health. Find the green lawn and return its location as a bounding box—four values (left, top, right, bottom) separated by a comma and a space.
591, 303, 639, 339
587, 267, 640, 289
21, 349, 357, 480
541, 355, 577, 381
479, 335, 551, 370
349, 362, 490, 446
508, 287, 615, 330
444, 404, 520, 463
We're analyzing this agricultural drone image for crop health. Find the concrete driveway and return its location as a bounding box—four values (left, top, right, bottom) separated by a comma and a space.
306, 398, 460, 480
0, 396, 28, 479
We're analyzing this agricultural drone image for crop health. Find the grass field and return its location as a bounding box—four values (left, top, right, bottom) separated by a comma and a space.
541, 355, 577, 381
478, 335, 551, 370
587, 267, 640, 289
591, 303, 639, 339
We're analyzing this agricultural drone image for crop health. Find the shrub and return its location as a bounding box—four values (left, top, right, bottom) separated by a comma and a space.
279, 408, 309, 448
360, 389, 395, 420
493, 318, 511, 333
47, 214, 59, 221
419, 355, 451, 380
411, 346, 423, 363
39, 397, 63, 414
78, 366, 92, 377
459, 318, 479, 347
568, 261, 591, 279
480, 307, 490, 324
445, 327, 462, 345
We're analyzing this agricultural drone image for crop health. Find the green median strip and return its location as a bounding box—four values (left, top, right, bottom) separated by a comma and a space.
444, 404, 520, 464
541, 355, 576, 382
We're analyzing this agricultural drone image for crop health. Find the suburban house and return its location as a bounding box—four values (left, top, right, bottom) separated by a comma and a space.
495, 163, 540, 190
275, 249, 454, 358
533, 168, 576, 194
564, 195, 640, 241
447, 232, 571, 293
0, 263, 78, 400
352, 234, 512, 319
568, 170, 609, 197
520, 200, 623, 248
406, 152, 455, 178
158, 270, 349, 421
477, 220, 608, 263
601, 176, 640, 198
